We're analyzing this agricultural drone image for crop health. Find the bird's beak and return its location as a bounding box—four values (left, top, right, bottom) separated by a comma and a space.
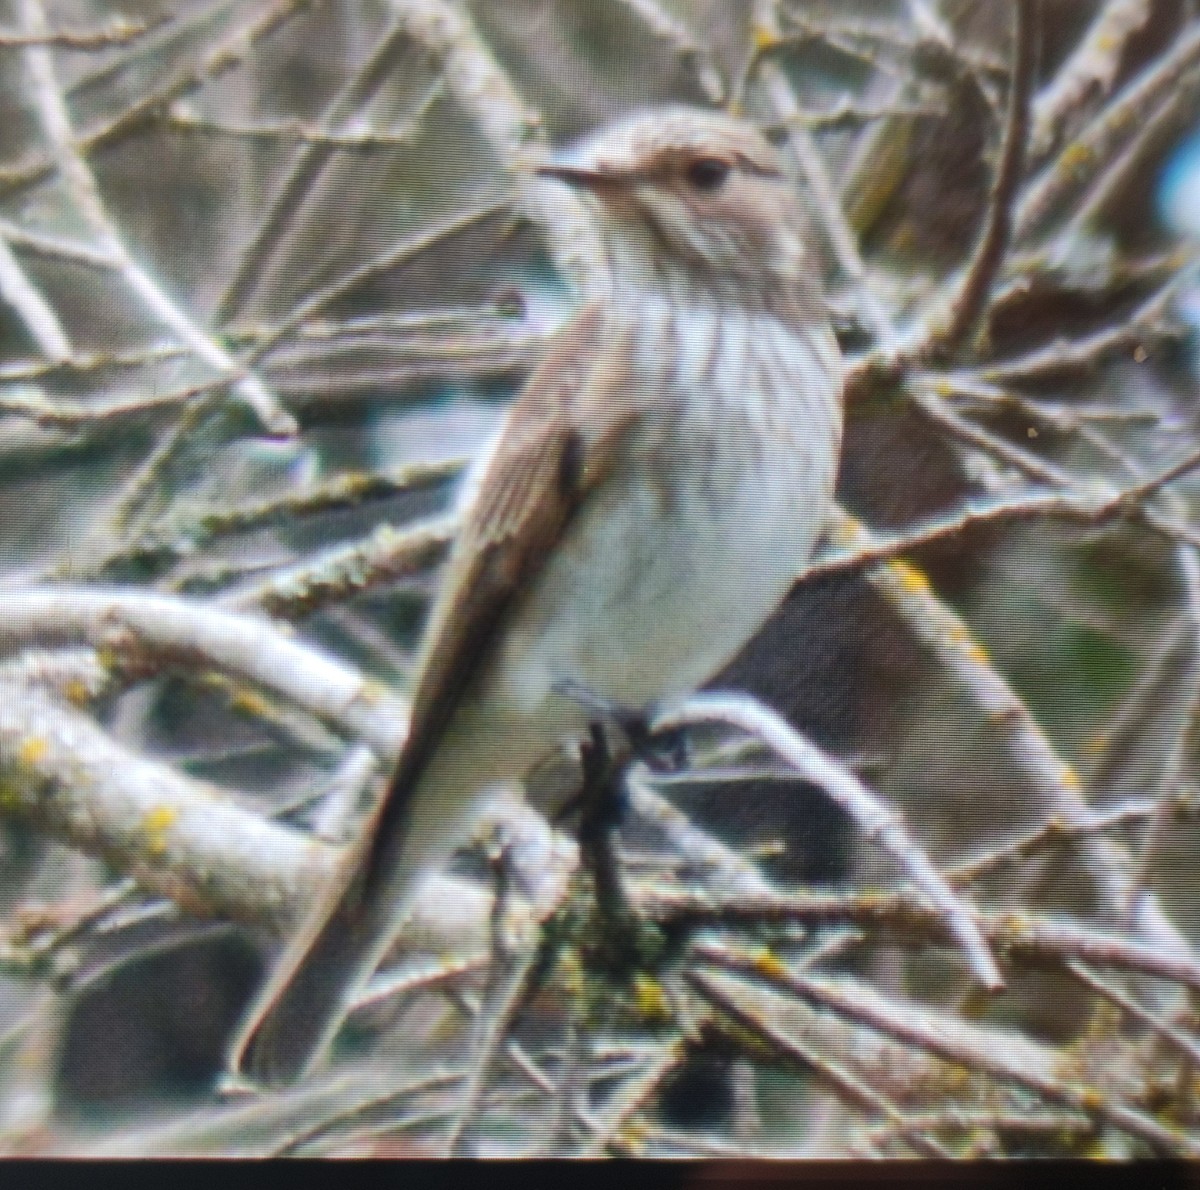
535, 162, 620, 191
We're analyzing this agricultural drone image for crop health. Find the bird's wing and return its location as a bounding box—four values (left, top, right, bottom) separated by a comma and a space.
358, 298, 639, 900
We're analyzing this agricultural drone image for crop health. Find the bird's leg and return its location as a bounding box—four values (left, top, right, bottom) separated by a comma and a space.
576, 722, 633, 940
571, 723, 675, 998
549, 680, 686, 975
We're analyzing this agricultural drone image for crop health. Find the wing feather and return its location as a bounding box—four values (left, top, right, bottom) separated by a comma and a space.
358, 300, 638, 900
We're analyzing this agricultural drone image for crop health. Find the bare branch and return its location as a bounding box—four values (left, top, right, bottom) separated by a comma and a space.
243, 201, 511, 366
930, 0, 1037, 352
695, 945, 1200, 1156
0, 16, 161, 50
392, 0, 605, 291
827, 509, 1191, 957
217, 515, 456, 619
0, 682, 332, 934
1066, 76, 1200, 235
807, 443, 1200, 581
611, 0, 724, 102
691, 967, 952, 1158
977, 272, 1190, 382
654, 691, 1003, 991
16, 0, 295, 438
1017, 20, 1200, 241
1120, 548, 1200, 923
0, 587, 408, 753
0, 233, 71, 359
751, 1, 899, 349
0, 0, 311, 194
211, 24, 438, 325
627, 771, 778, 899
1030, 0, 1152, 163
1066, 960, 1200, 1072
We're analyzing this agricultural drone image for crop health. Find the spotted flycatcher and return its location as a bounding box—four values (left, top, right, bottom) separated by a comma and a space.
232, 106, 844, 1084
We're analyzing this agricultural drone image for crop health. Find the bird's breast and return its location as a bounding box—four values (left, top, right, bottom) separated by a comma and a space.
495, 296, 842, 719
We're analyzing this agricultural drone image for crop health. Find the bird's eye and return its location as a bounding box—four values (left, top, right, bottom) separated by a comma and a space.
684, 157, 731, 192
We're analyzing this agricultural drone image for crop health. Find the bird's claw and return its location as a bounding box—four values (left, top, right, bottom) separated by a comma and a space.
552, 679, 690, 773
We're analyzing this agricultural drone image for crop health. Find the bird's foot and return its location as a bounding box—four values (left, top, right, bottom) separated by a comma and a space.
552, 679, 690, 774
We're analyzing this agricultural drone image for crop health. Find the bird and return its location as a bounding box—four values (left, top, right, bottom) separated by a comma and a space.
230, 104, 845, 1085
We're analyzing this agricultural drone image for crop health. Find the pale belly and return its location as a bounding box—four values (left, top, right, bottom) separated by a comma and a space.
493, 419, 834, 719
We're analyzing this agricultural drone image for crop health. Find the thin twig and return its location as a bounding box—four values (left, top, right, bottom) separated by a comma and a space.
826, 508, 1191, 957
1066, 74, 1200, 236
751, 0, 899, 349
576, 1040, 688, 1157
392, 0, 604, 290
0, 13, 161, 49
216, 515, 456, 618
611, 0, 724, 101
692, 966, 952, 1158
212, 23, 435, 324
0, 233, 71, 359
243, 201, 511, 366
1017, 20, 1200, 240
16, 0, 295, 438
697, 944, 1200, 1156
654, 692, 1003, 991
909, 387, 1079, 488
975, 272, 1189, 382
1120, 548, 1200, 924
1066, 960, 1200, 1072
929, 0, 1037, 352
446, 902, 542, 1153
0, 0, 311, 194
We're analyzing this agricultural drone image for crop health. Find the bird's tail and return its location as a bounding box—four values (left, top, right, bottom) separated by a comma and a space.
228, 837, 409, 1087
229, 703, 527, 1086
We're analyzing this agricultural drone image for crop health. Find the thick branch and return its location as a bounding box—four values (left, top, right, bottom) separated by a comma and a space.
0, 587, 408, 754
0, 681, 331, 932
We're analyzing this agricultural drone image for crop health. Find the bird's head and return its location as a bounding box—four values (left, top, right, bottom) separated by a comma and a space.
537, 106, 811, 291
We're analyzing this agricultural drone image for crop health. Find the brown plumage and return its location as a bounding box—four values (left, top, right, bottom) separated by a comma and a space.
231, 105, 844, 1085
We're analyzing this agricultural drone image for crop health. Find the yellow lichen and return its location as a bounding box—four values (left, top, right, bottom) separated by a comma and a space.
963, 641, 991, 666
64, 679, 93, 707
750, 23, 778, 51
230, 687, 271, 718
618, 1117, 650, 1154
828, 518, 864, 548
890, 560, 932, 596
558, 949, 585, 997
632, 974, 670, 1023
359, 680, 388, 706
18, 737, 48, 767
752, 948, 787, 979
1058, 764, 1082, 792
1060, 142, 1096, 172
142, 805, 179, 857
